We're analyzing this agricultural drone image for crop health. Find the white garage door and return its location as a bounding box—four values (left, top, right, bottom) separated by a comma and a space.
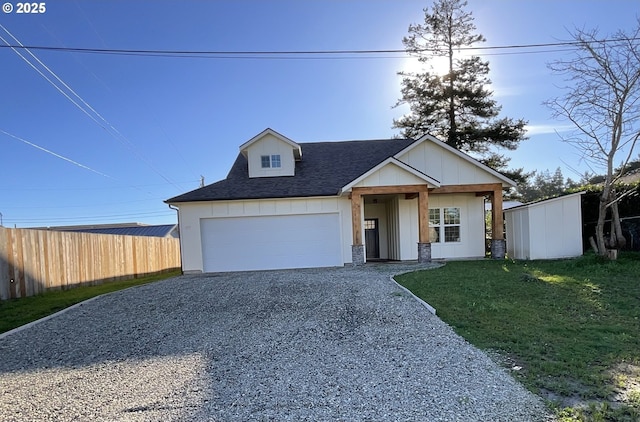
200, 213, 343, 272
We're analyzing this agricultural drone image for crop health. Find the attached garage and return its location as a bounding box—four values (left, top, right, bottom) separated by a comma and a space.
200, 213, 343, 272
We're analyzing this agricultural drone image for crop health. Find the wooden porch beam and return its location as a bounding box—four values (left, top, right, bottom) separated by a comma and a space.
352, 184, 428, 195
430, 183, 504, 194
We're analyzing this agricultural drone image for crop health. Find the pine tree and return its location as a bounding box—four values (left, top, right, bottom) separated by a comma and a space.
394, 0, 527, 168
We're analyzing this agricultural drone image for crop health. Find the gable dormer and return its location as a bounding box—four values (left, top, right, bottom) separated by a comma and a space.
239, 128, 302, 178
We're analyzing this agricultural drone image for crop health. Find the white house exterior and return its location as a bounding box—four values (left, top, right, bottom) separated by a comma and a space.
505, 192, 585, 260
166, 129, 516, 273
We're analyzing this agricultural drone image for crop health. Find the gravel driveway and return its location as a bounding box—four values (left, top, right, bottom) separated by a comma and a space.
0, 264, 551, 421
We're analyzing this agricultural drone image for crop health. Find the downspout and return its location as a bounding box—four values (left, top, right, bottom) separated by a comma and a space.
167, 204, 184, 274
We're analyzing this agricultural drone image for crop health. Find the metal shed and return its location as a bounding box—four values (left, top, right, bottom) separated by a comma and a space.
505, 192, 585, 260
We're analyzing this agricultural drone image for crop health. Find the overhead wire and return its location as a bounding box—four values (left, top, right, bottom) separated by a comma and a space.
1, 197, 179, 209
0, 36, 638, 58
0, 180, 200, 191
0, 32, 112, 131
3, 210, 175, 224
0, 24, 185, 193
4, 30, 637, 226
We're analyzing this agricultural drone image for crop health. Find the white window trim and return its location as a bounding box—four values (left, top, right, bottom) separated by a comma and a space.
429, 207, 462, 243
260, 154, 282, 169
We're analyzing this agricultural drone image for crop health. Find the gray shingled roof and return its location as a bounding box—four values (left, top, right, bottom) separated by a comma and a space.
166, 138, 417, 203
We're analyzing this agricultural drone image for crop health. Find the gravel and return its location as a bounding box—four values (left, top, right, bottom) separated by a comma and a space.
0, 263, 552, 421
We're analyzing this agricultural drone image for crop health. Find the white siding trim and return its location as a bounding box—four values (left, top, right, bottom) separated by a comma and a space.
340, 157, 440, 193
239, 128, 302, 159
395, 134, 516, 188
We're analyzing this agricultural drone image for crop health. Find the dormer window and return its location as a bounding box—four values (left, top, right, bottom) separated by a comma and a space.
261, 154, 282, 168
240, 129, 299, 177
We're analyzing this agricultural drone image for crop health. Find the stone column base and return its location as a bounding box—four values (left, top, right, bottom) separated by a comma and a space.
352, 245, 365, 266
418, 242, 432, 263
491, 239, 506, 260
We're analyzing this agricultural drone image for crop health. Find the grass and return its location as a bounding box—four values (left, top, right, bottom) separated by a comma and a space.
0, 270, 181, 334
395, 253, 640, 421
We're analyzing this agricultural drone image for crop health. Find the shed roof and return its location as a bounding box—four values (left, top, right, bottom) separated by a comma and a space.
504, 191, 585, 213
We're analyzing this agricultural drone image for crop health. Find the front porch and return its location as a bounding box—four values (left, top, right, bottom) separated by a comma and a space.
349, 183, 506, 265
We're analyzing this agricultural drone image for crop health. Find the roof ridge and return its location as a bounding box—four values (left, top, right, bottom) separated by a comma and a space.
298, 138, 414, 145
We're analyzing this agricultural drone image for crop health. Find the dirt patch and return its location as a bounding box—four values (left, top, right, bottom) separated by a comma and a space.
609, 362, 640, 407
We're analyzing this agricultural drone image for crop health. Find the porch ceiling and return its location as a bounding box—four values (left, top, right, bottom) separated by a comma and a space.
364, 194, 397, 204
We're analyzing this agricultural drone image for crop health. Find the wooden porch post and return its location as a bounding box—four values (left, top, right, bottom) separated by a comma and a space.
491, 186, 506, 259
350, 191, 365, 265
418, 189, 429, 243
417, 188, 431, 263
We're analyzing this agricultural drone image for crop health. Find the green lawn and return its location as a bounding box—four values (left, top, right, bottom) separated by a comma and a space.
395, 253, 640, 422
0, 270, 181, 335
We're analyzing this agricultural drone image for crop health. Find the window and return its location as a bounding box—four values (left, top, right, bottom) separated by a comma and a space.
429, 208, 440, 242
260, 154, 282, 168
443, 207, 461, 242
429, 207, 461, 243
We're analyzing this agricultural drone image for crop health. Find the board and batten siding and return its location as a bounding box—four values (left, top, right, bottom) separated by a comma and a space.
396, 141, 503, 186
427, 194, 486, 259
352, 163, 428, 188
361, 193, 485, 261
177, 197, 353, 273
505, 192, 584, 260
394, 193, 485, 260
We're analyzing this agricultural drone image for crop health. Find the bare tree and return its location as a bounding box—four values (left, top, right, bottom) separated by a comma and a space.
546, 21, 640, 257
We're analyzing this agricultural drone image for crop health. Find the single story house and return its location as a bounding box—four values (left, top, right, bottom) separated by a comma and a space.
166, 128, 515, 273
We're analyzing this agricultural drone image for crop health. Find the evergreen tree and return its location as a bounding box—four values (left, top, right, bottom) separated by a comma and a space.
516, 167, 567, 202
394, 0, 527, 168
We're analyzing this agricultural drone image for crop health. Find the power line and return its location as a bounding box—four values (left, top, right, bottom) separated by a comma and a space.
0, 180, 199, 191
1, 198, 177, 210
0, 24, 185, 192
0, 37, 638, 58
3, 210, 175, 224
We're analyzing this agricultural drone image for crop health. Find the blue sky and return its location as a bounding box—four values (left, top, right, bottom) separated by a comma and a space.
1, 0, 638, 228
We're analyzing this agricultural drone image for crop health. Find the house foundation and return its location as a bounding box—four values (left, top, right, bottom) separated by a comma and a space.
418, 242, 432, 263
351, 244, 365, 266
491, 239, 506, 260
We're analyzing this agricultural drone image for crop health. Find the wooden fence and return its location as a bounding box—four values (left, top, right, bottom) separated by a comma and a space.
0, 227, 181, 300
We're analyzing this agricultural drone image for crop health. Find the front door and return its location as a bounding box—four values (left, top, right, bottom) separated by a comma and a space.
365, 218, 380, 259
